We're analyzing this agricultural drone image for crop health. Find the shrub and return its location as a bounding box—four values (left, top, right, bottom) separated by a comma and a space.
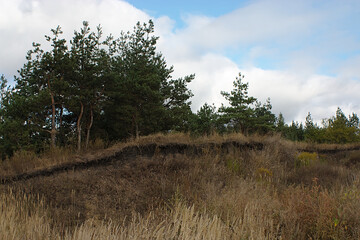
89, 138, 106, 150
226, 158, 241, 174
343, 150, 360, 167
296, 152, 318, 167
256, 167, 273, 182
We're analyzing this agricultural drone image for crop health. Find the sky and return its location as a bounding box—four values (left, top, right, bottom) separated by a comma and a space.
1, 0, 360, 124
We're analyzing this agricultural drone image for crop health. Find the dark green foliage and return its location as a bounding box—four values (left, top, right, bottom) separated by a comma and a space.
322, 108, 360, 143
253, 98, 276, 134
275, 112, 305, 141
2, 21, 360, 159
190, 103, 219, 136
304, 112, 324, 143
0, 20, 194, 156
275, 113, 286, 133
163, 75, 195, 132
284, 121, 305, 141
0, 76, 27, 158
111, 21, 167, 138
68, 22, 110, 150
218, 73, 275, 134
276, 108, 360, 144
219, 73, 257, 134
101, 21, 194, 140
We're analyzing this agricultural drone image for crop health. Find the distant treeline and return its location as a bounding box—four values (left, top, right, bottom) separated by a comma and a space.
276, 109, 360, 144
0, 20, 359, 158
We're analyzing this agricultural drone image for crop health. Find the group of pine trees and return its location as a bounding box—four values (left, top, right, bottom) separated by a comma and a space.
0, 20, 359, 159
276, 109, 360, 144
0, 21, 194, 157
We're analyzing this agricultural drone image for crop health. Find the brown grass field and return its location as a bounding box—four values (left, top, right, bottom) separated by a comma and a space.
1, 133, 360, 239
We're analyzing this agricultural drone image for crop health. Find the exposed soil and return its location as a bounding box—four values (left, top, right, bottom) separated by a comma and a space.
0, 141, 264, 184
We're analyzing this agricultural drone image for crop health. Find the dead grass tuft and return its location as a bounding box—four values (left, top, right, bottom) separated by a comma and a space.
0, 188, 58, 239
287, 162, 355, 189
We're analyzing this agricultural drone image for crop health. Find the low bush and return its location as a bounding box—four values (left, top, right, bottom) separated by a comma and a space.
296, 152, 318, 167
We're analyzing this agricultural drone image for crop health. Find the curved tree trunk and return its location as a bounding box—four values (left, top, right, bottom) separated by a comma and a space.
77, 101, 84, 152
85, 106, 93, 149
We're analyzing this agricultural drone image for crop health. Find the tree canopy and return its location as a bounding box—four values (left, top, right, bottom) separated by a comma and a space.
0, 20, 359, 159
0, 20, 194, 156
218, 73, 275, 135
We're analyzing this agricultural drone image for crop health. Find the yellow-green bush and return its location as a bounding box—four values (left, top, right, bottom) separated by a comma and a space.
295, 152, 318, 167
226, 158, 241, 174
256, 167, 273, 182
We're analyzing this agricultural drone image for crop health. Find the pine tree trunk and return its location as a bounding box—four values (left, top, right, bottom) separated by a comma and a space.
59, 105, 63, 126
85, 106, 93, 149
77, 101, 84, 152
50, 93, 56, 148
48, 78, 57, 148
136, 121, 139, 139
133, 113, 139, 139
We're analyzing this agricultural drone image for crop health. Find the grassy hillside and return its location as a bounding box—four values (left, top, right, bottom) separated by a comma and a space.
1, 133, 360, 239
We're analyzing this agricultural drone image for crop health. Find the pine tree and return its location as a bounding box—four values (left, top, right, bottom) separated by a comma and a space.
324, 108, 359, 143
0, 20, 195, 156
163, 75, 194, 132
219, 73, 257, 134
7, 27, 70, 150
253, 98, 276, 134
275, 113, 286, 132
304, 112, 322, 142
190, 103, 218, 136
103, 20, 194, 139
69, 21, 109, 150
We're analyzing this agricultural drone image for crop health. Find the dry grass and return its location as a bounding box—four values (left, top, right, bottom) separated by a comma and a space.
299, 141, 360, 153
0, 189, 57, 239
2, 132, 359, 179
0, 133, 250, 178
0, 144, 88, 177
2, 133, 360, 239
0, 188, 230, 240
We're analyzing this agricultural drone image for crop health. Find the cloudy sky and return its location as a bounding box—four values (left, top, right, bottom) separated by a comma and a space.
1, 0, 360, 123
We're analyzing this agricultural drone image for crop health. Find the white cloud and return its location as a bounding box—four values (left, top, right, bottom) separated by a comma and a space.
241, 67, 360, 123
161, 0, 327, 57
338, 55, 360, 80
154, 16, 175, 38
170, 53, 239, 111
167, 49, 360, 123
1, 0, 360, 125
157, 0, 360, 124
0, 0, 150, 79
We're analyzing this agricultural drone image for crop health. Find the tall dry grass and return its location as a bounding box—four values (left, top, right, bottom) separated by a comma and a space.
2, 133, 360, 239
4, 180, 360, 239
0, 188, 230, 240
0, 138, 107, 177
0, 189, 57, 239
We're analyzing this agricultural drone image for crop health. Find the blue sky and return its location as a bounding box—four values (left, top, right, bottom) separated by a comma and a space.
127, 0, 249, 27
1, 0, 360, 123
128, 0, 360, 74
